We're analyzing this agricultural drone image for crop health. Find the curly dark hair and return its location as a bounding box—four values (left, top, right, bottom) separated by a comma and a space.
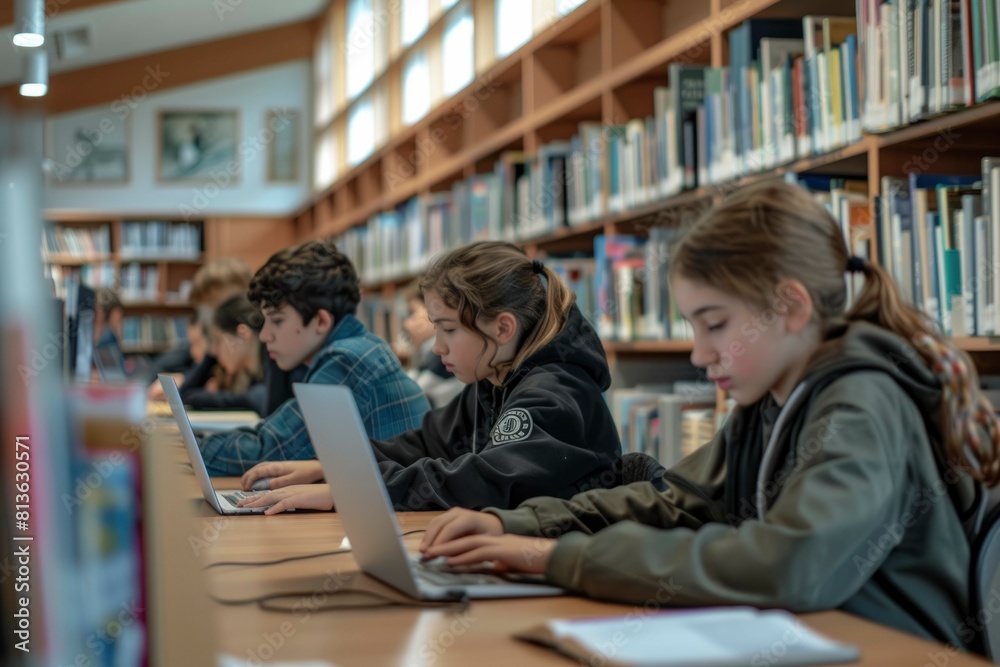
247, 239, 360, 324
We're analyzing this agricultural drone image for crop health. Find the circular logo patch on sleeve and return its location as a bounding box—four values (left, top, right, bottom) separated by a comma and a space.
490, 408, 534, 445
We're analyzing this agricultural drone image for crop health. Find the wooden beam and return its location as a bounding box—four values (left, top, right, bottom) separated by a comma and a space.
0, 19, 317, 114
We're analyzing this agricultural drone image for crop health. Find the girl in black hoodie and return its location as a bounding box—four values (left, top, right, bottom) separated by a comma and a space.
236, 241, 622, 513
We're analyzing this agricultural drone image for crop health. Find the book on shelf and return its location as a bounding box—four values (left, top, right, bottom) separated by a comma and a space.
873, 161, 1000, 337
760, 37, 806, 167
119, 262, 161, 302
608, 381, 717, 466
46, 262, 118, 300
547, 257, 597, 327
121, 315, 188, 351
494, 150, 530, 240
730, 19, 805, 175
594, 234, 642, 340
42, 223, 112, 259
119, 221, 202, 259
670, 63, 707, 191
858, 0, 1000, 132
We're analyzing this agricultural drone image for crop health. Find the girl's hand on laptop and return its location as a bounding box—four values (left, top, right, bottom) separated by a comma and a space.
421, 533, 557, 575
240, 460, 325, 491
236, 484, 335, 515
419, 508, 504, 553
148, 373, 183, 402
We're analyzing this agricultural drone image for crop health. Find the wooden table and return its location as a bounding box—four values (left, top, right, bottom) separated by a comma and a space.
148, 427, 995, 666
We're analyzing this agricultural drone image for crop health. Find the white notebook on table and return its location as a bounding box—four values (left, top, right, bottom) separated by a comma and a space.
515, 607, 859, 667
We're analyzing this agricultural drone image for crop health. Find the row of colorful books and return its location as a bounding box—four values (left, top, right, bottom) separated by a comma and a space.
119, 221, 201, 259
608, 382, 730, 466
118, 263, 161, 302
46, 262, 118, 300
583, 174, 871, 342
347, 171, 878, 348
121, 315, 188, 350
331, 16, 878, 285
569, 15, 868, 224
42, 224, 111, 258
338, 152, 577, 285
875, 157, 1000, 336
857, 0, 1000, 133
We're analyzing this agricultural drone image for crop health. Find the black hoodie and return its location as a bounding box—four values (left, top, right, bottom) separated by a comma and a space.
370, 303, 621, 511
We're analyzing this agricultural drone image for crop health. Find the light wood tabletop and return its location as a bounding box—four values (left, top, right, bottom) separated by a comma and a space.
148, 424, 995, 667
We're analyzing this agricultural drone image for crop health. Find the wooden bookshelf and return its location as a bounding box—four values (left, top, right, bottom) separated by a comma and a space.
299, 0, 885, 237
115, 255, 204, 264
301, 0, 1000, 379
43, 214, 204, 306
604, 340, 694, 354
955, 338, 1000, 353
42, 254, 114, 266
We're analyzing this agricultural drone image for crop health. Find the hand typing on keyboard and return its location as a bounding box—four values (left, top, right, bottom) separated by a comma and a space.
223, 490, 270, 507
417, 555, 497, 575
413, 555, 507, 586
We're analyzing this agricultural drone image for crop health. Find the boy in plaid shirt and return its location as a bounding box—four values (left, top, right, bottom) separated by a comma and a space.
200, 239, 429, 476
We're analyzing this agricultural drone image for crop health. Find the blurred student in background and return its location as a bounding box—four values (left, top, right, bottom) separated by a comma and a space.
147, 257, 252, 396
147, 257, 308, 414
179, 295, 267, 413
93, 288, 124, 350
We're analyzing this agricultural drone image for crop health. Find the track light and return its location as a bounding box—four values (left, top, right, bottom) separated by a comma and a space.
20, 48, 48, 97
13, 0, 45, 48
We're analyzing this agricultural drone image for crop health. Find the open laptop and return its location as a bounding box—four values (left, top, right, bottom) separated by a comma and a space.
158, 374, 272, 515
294, 382, 565, 600
94, 343, 128, 383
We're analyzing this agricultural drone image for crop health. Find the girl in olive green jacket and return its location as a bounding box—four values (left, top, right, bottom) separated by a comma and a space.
420, 179, 1000, 652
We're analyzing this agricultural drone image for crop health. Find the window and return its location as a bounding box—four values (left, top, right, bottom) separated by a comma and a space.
402, 50, 431, 125
346, 0, 375, 99
557, 0, 586, 14
442, 4, 474, 96
347, 98, 375, 165
440, 0, 457, 8
400, 0, 429, 46
314, 19, 334, 127
495, 0, 532, 58
314, 129, 338, 190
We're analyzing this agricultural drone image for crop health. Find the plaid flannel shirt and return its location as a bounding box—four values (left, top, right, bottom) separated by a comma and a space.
200, 314, 430, 475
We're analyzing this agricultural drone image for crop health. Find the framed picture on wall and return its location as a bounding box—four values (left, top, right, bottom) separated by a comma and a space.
265, 109, 299, 183
157, 110, 239, 183
45, 107, 129, 185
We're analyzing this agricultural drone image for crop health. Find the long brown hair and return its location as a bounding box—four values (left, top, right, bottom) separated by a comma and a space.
419, 241, 575, 381
670, 178, 999, 485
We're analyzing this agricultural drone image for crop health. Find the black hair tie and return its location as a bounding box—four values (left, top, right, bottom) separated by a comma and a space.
846, 256, 866, 273
531, 259, 545, 274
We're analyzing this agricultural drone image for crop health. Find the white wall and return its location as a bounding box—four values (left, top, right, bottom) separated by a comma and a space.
43, 60, 312, 217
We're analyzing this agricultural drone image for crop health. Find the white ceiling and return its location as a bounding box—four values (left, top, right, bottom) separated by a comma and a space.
0, 0, 328, 86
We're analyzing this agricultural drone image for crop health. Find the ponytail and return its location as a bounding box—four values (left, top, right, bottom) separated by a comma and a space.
508, 264, 575, 371
847, 259, 1000, 485
419, 242, 575, 382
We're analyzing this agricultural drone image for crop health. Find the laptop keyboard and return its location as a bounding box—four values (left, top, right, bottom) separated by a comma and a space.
412, 557, 509, 586
222, 490, 269, 507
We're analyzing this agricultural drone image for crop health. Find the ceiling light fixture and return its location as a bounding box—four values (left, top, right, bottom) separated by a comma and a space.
20, 47, 48, 97
13, 0, 45, 47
